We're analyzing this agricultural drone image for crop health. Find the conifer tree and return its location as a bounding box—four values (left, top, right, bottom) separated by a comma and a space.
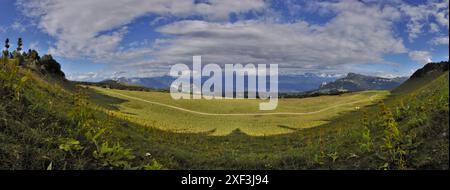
5, 38, 10, 50
17, 38, 23, 52
2, 38, 10, 58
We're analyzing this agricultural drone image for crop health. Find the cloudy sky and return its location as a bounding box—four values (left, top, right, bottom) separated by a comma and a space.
0, 0, 448, 81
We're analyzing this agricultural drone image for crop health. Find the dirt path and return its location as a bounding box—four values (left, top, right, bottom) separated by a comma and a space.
103, 89, 380, 116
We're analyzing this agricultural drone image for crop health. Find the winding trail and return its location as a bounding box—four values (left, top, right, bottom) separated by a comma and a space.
102, 89, 381, 116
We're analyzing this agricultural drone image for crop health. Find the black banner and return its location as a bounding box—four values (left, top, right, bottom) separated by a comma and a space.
1, 170, 448, 189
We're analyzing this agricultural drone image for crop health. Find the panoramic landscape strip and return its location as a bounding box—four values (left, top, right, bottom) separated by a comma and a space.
0, 2, 448, 187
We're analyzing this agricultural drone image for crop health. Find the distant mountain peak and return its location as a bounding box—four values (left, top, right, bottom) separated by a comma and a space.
316, 72, 408, 93
346, 72, 360, 77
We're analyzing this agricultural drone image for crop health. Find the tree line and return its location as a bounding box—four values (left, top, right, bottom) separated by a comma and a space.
2, 38, 65, 78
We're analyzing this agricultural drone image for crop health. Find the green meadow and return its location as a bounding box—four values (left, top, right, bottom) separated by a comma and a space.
1, 56, 448, 170
88, 86, 389, 136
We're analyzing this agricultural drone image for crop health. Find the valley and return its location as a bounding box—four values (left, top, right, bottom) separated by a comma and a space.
88, 86, 388, 136
1, 54, 448, 170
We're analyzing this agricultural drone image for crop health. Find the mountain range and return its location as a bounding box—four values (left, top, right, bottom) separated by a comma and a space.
108, 72, 408, 93
109, 73, 339, 93
316, 73, 408, 93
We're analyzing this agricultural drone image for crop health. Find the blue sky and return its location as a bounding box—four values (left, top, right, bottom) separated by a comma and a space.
0, 0, 448, 81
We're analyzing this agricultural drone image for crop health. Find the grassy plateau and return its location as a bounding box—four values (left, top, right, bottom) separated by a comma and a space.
88, 86, 388, 136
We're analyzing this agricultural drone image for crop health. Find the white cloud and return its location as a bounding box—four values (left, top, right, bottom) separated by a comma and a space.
409, 51, 433, 64
66, 66, 172, 81
18, 0, 416, 79
430, 23, 440, 33
66, 72, 100, 81
17, 0, 265, 61
401, 0, 449, 41
431, 36, 449, 45
150, 16, 166, 27
191, 0, 265, 20
28, 41, 40, 52
11, 21, 26, 32
143, 1, 406, 72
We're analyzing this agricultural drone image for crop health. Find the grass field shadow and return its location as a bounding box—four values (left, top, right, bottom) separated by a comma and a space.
84, 87, 130, 110
277, 125, 300, 131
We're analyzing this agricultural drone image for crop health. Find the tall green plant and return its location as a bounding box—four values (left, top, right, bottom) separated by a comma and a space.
360, 111, 373, 153
378, 102, 407, 169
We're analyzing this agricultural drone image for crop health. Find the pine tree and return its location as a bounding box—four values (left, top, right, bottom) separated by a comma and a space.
2, 38, 10, 58
5, 38, 10, 50
13, 38, 25, 65
17, 38, 23, 52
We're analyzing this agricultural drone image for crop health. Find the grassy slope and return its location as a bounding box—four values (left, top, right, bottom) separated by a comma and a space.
88, 86, 388, 136
110, 70, 448, 170
1, 59, 161, 169
1, 59, 75, 169
102, 69, 448, 169
311, 70, 449, 169
1, 57, 448, 170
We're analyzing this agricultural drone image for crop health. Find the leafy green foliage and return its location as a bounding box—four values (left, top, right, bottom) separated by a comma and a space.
39, 55, 65, 78
143, 159, 164, 170
359, 111, 373, 153
59, 138, 83, 152
93, 142, 136, 169
377, 102, 408, 169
